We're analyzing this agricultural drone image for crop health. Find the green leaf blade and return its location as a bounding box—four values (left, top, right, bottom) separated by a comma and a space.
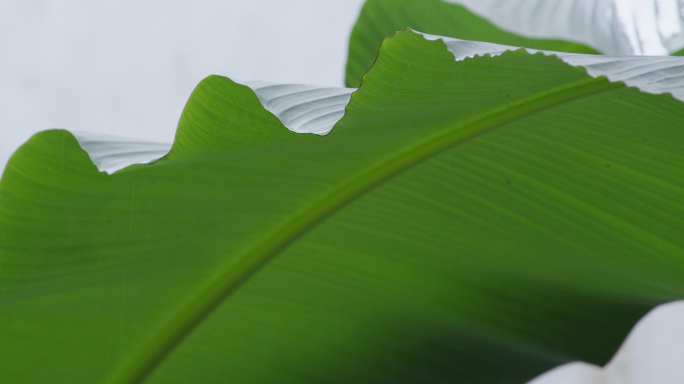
1, 30, 684, 384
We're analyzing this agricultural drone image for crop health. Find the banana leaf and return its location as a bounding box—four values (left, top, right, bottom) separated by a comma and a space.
1, 29, 683, 384
345, 0, 600, 87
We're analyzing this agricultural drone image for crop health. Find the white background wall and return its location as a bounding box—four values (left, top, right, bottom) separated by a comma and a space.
0, 0, 365, 171
0, 1, 682, 383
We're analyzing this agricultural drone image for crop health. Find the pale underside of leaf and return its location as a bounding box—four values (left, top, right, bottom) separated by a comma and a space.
71, 131, 172, 174
238, 81, 355, 135
443, 0, 684, 55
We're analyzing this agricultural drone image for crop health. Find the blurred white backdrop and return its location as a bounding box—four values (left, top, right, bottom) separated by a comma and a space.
0, 0, 365, 172
1, 1, 683, 383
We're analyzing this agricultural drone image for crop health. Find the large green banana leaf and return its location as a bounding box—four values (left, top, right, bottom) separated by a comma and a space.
2, 30, 684, 384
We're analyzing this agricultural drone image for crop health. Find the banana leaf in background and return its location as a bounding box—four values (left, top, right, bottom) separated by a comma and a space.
346, 0, 684, 87
440, 0, 684, 56
1, 8, 684, 384
346, 0, 598, 87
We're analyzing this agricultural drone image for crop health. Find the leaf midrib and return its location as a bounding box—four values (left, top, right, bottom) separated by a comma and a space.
106, 69, 624, 384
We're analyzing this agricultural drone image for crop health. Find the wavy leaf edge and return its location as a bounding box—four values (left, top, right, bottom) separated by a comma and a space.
56, 29, 684, 175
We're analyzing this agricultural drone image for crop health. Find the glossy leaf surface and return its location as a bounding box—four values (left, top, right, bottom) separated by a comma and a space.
1, 30, 683, 384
